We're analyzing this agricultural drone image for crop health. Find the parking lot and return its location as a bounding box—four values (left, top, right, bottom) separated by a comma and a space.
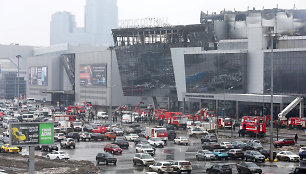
14, 119, 306, 174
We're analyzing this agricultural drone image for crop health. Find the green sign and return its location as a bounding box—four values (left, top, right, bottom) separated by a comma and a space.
39, 123, 53, 145
10, 122, 54, 146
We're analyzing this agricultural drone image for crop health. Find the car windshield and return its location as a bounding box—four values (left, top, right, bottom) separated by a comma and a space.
105, 153, 113, 157
246, 163, 258, 167
142, 145, 152, 149
222, 165, 230, 168
193, 128, 202, 131
141, 154, 152, 159
59, 152, 66, 154
301, 147, 306, 151
74, 122, 82, 126
286, 151, 295, 155
206, 152, 213, 154
181, 137, 188, 140
252, 151, 261, 155
253, 143, 262, 147
111, 145, 120, 148
163, 163, 171, 166
151, 138, 161, 141
234, 141, 243, 144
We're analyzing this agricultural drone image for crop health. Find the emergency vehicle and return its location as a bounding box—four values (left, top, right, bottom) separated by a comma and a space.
145, 127, 168, 142
168, 115, 188, 129
218, 117, 232, 128
288, 117, 306, 129
193, 108, 215, 121
240, 116, 266, 137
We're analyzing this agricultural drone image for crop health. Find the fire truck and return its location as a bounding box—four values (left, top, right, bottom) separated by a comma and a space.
193, 108, 215, 121
288, 117, 306, 129
168, 115, 188, 129
67, 106, 85, 114
218, 117, 232, 128
164, 112, 183, 121
240, 116, 266, 137
145, 127, 168, 142
153, 109, 168, 120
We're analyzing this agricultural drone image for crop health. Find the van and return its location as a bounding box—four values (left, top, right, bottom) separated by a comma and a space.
22, 114, 35, 122
26, 98, 35, 104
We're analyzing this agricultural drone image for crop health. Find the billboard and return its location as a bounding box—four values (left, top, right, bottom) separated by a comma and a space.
80, 64, 107, 87
29, 66, 48, 86
9, 123, 53, 146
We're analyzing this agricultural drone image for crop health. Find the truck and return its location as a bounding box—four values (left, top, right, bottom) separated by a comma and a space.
218, 117, 232, 128
240, 116, 266, 137
193, 108, 215, 121
168, 115, 188, 129
145, 127, 168, 142
121, 111, 134, 123
288, 117, 306, 129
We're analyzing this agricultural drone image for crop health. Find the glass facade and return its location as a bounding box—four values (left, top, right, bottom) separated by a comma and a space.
0, 72, 26, 99
264, 51, 306, 94
184, 53, 247, 93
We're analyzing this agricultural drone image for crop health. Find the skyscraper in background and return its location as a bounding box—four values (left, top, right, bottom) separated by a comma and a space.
50, 0, 118, 46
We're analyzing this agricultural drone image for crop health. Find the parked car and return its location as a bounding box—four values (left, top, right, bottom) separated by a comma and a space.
244, 150, 265, 162
90, 133, 105, 141
213, 149, 229, 160
276, 151, 300, 162
201, 134, 218, 143
41, 144, 58, 152
167, 130, 177, 141
202, 142, 222, 151
60, 138, 76, 149
188, 127, 207, 137
258, 149, 277, 159
236, 162, 262, 174
67, 132, 80, 142
83, 124, 94, 132
135, 144, 155, 156
104, 132, 117, 140
125, 133, 139, 141
289, 166, 306, 174
46, 151, 69, 160
228, 149, 245, 159
173, 137, 189, 145
206, 164, 232, 174
72, 121, 83, 132
133, 153, 155, 166
299, 147, 306, 160
104, 144, 122, 155
1, 144, 19, 153
54, 133, 66, 142
112, 128, 124, 136
232, 140, 246, 149
96, 152, 117, 165
220, 142, 234, 149
112, 140, 129, 149
97, 111, 108, 119
244, 142, 263, 150
196, 150, 216, 160
134, 137, 149, 145
274, 138, 295, 148
148, 137, 165, 147
79, 132, 91, 141
149, 161, 173, 173
170, 161, 192, 174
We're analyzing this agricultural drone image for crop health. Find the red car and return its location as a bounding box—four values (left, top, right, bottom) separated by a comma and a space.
104, 144, 122, 154
92, 126, 107, 134
274, 138, 295, 147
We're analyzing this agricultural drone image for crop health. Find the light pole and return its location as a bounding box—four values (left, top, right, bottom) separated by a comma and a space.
269, 30, 275, 162
16, 55, 22, 111
108, 46, 114, 123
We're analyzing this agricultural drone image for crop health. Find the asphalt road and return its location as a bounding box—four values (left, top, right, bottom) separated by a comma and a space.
19, 122, 306, 174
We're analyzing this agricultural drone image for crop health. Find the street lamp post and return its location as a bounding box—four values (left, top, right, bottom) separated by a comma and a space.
108, 46, 114, 123
270, 31, 274, 162
16, 55, 22, 111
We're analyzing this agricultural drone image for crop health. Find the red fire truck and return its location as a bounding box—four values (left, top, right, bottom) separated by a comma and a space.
145, 127, 168, 142
194, 108, 215, 121
67, 106, 85, 114
153, 109, 168, 120
168, 115, 188, 129
218, 118, 232, 128
288, 117, 306, 129
164, 112, 183, 121
240, 116, 266, 137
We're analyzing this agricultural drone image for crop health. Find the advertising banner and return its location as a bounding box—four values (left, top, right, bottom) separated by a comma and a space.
29, 66, 48, 86
9, 123, 53, 146
80, 64, 107, 87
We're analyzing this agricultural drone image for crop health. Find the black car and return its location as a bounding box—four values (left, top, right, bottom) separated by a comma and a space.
290, 167, 306, 174
90, 133, 105, 141
67, 132, 80, 142
112, 140, 129, 149
228, 149, 245, 159
244, 142, 263, 150
202, 142, 222, 151
129, 123, 140, 128
41, 144, 58, 152
244, 150, 265, 162
96, 152, 117, 165
134, 137, 148, 145
236, 162, 262, 174
258, 149, 277, 159
201, 134, 218, 143
206, 164, 232, 174
83, 124, 94, 132
168, 130, 177, 141
165, 124, 175, 131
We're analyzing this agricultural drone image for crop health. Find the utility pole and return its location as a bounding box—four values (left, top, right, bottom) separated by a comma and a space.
270, 30, 274, 162
16, 55, 22, 111
108, 46, 114, 123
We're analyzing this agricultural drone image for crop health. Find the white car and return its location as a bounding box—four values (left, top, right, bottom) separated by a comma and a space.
46, 151, 70, 160
220, 142, 234, 149
148, 137, 165, 147
135, 144, 155, 156
125, 134, 139, 141
97, 111, 108, 119
299, 147, 306, 153
149, 162, 173, 173
54, 133, 66, 142
276, 151, 300, 162
188, 127, 208, 136
174, 137, 189, 145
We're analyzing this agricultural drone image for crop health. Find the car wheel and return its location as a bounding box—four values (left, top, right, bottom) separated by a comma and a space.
47, 156, 50, 160
187, 171, 191, 174
106, 161, 108, 165
114, 162, 117, 165
158, 169, 162, 174
177, 169, 181, 174
56, 156, 59, 160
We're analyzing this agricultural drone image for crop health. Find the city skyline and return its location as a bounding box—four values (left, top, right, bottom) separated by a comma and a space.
0, 0, 305, 46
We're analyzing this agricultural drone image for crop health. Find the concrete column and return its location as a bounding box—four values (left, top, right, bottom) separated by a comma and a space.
188, 100, 191, 114
236, 101, 239, 121
280, 102, 284, 112
300, 99, 304, 118
199, 99, 202, 110
29, 146, 35, 174
168, 97, 170, 111
183, 98, 185, 115
216, 100, 219, 116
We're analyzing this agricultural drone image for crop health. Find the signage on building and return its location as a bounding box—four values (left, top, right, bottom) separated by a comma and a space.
9, 123, 53, 146
80, 64, 107, 87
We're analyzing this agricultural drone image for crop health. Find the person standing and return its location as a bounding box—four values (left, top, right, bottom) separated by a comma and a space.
295, 133, 298, 144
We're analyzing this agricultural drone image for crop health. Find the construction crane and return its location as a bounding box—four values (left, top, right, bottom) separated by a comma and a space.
278, 97, 303, 120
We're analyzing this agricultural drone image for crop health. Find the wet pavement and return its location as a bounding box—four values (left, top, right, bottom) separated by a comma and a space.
19, 124, 306, 174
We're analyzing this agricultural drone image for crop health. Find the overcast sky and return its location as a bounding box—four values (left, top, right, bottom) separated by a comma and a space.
0, 0, 305, 46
